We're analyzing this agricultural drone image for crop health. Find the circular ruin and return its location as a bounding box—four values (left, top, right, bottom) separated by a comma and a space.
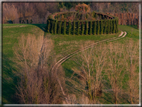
47, 4, 118, 35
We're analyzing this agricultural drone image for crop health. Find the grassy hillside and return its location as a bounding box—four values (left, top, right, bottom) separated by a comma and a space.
2, 24, 45, 104
61, 25, 139, 104
45, 31, 121, 61
2, 24, 139, 104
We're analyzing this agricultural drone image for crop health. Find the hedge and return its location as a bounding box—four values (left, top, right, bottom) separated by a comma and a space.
47, 11, 118, 35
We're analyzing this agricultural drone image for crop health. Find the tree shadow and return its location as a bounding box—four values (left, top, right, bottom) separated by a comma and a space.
31, 24, 47, 32
2, 54, 20, 104
127, 25, 138, 30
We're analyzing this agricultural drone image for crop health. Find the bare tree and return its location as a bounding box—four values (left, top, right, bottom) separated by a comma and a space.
105, 42, 125, 104
65, 43, 107, 103
124, 39, 139, 104
3, 3, 19, 23
13, 34, 62, 104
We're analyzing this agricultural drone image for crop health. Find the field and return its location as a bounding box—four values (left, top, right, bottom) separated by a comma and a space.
2, 24, 139, 104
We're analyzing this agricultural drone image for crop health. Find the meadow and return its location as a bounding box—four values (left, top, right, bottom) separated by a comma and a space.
2, 24, 139, 104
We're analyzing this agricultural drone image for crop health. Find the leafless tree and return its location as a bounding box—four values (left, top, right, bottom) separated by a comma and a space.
65, 43, 107, 103
3, 3, 19, 23
13, 34, 62, 104
124, 39, 139, 104
105, 42, 126, 104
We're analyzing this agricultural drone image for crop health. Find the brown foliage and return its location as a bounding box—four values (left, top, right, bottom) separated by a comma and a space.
75, 3, 90, 13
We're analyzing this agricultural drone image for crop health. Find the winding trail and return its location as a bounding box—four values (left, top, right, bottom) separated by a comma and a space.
51, 31, 127, 103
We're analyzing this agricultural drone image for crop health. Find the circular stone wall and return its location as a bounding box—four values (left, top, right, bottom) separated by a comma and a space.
47, 11, 118, 35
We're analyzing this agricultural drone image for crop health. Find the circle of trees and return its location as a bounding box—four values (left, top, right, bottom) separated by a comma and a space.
47, 11, 119, 35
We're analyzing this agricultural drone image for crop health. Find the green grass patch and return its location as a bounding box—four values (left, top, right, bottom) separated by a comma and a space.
46, 30, 121, 60
2, 24, 139, 104
2, 24, 44, 104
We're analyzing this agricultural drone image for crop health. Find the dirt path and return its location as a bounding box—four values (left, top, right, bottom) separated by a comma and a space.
51, 31, 127, 103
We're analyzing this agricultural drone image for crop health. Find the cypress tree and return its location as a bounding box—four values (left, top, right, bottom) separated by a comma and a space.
69, 21, 71, 35
85, 21, 88, 35
104, 20, 107, 34
77, 21, 80, 35
64, 21, 66, 35
73, 21, 75, 35
59, 21, 62, 34
81, 21, 84, 35
93, 21, 96, 35
51, 20, 54, 34
116, 19, 118, 33
110, 20, 113, 33
108, 20, 110, 34
106, 20, 109, 34
94, 13, 96, 18
113, 20, 115, 33
89, 21, 92, 35
61, 21, 64, 34
47, 20, 48, 31
100, 20, 103, 34
97, 20, 100, 35
47, 20, 50, 33
54, 20, 58, 34
57, 14, 59, 20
